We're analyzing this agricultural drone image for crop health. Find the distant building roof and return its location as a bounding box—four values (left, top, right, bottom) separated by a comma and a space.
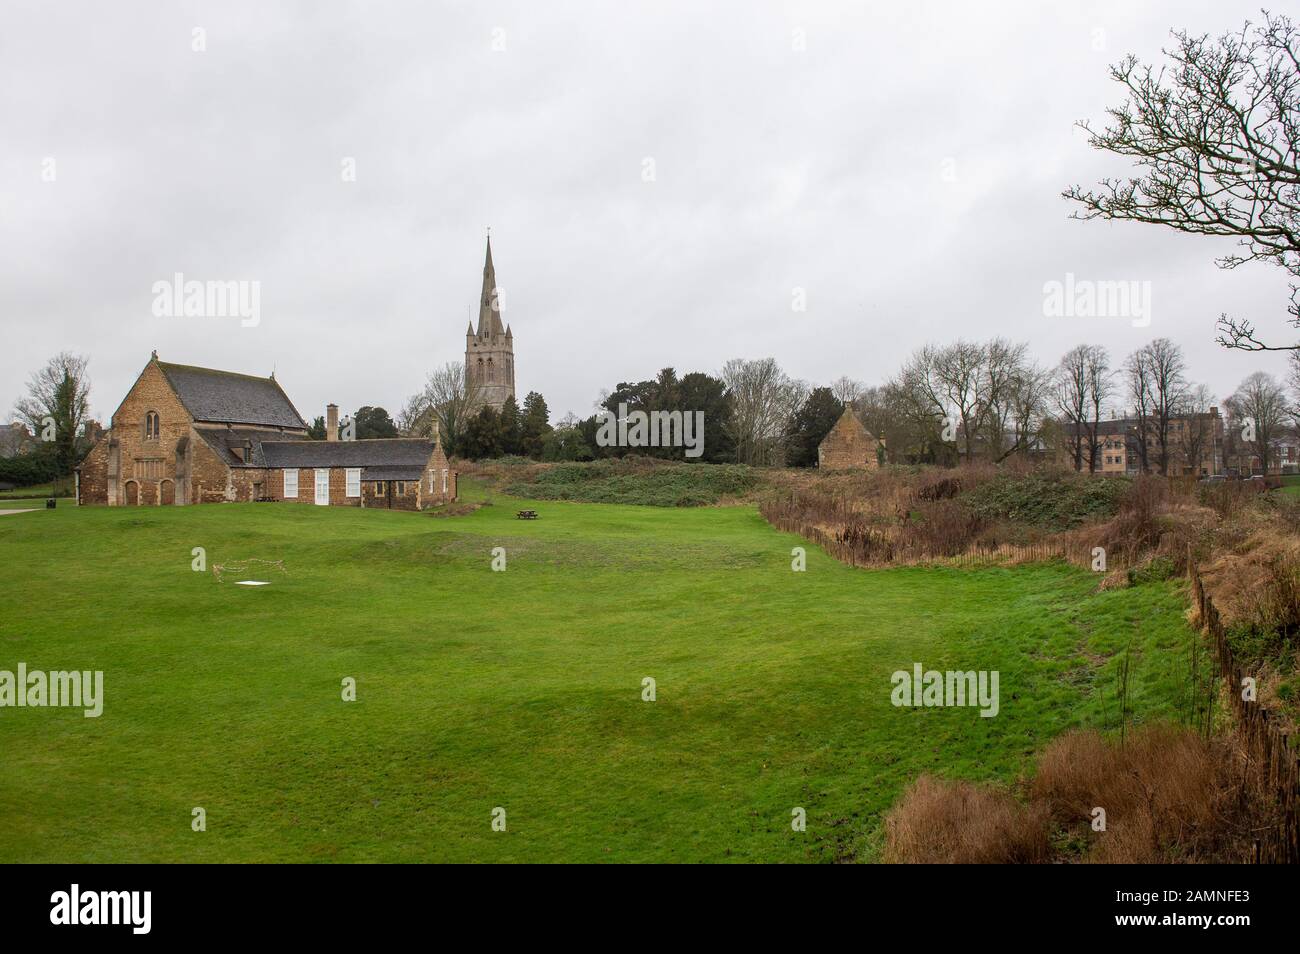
157, 361, 307, 429
0, 423, 32, 457
259, 438, 435, 470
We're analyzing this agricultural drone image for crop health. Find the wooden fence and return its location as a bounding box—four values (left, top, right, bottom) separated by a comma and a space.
1189, 562, 1300, 864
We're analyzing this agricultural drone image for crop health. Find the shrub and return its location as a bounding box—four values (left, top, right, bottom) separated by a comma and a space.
962, 471, 1128, 530
503, 458, 760, 507
903, 499, 983, 557
882, 775, 1050, 864
885, 724, 1248, 864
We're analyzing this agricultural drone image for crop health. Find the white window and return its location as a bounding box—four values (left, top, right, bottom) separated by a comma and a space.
442, 469, 448, 493
345, 468, 361, 497
283, 468, 298, 498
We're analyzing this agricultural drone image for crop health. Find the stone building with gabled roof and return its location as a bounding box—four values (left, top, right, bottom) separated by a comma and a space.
817, 406, 882, 471
76, 353, 455, 510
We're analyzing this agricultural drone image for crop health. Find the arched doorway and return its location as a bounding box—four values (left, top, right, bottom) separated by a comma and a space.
160, 479, 175, 505
124, 481, 139, 506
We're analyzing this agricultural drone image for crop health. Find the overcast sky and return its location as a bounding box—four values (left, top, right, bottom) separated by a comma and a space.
2, 0, 1295, 427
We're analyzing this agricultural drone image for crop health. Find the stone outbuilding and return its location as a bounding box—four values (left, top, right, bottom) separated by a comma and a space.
817, 407, 882, 470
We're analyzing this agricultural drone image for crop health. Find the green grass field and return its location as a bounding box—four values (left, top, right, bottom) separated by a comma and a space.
0, 482, 71, 501
0, 486, 1198, 862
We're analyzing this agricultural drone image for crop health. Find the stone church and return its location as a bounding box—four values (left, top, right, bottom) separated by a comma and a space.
76, 353, 455, 510
464, 235, 515, 411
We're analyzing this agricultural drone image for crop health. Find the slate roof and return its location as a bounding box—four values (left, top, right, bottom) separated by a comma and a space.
158, 362, 307, 429
194, 427, 307, 467
259, 438, 436, 470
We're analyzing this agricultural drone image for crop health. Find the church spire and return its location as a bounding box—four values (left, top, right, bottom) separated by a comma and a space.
476, 234, 505, 337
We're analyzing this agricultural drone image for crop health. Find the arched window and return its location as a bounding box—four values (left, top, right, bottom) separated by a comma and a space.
487, 358, 495, 382
144, 411, 160, 441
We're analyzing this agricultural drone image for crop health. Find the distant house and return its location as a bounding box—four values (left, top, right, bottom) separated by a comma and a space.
0, 422, 33, 458
817, 407, 882, 470
76, 353, 456, 509
1059, 409, 1225, 476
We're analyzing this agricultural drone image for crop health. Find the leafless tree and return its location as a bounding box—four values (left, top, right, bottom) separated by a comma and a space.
830, 376, 865, 406
985, 342, 1047, 460
1064, 13, 1300, 352
720, 357, 807, 466
1290, 351, 1300, 429
1055, 344, 1112, 472
1124, 349, 1154, 474
1124, 339, 1187, 474
1004, 362, 1053, 461
1176, 383, 1218, 475
1226, 370, 1289, 473
402, 361, 482, 450
893, 339, 1042, 464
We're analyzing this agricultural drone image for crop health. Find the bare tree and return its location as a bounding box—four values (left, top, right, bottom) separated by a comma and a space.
1290, 350, 1300, 429
1227, 371, 1289, 474
1003, 362, 1052, 461
402, 361, 482, 450
984, 341, 1046, 460
720, 357, 806, 466
1124, 339, 1187, 474
830, 376, 864, 406
12, 351, 92, 476
1176, 383, 1218, 476
1055, 344, 1111, 472
1124, 348, 1154, 474
1064, 13, 1300, 352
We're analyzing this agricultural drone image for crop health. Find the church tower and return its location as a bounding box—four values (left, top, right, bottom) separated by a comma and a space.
464, 234, 515, 411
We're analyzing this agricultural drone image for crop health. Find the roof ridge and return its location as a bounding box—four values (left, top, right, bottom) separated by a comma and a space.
157, 361, 274, 382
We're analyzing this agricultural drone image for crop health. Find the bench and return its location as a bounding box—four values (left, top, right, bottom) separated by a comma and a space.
516, 510, 538, 520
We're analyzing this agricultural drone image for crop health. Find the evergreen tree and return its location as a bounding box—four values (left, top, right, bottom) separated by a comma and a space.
785, 387, 844, 467
499, 396, 522, 456
520, 391, 551, 459
542, 427, 593, 461
352, 406, 399, 440
458, 407, 505, 459
307, 416, 326, 440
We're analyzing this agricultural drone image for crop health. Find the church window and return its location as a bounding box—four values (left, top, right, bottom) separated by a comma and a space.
144, 411, 160, 441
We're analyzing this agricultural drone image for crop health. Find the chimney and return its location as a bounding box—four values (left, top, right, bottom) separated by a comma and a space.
326, 404, 339, 442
